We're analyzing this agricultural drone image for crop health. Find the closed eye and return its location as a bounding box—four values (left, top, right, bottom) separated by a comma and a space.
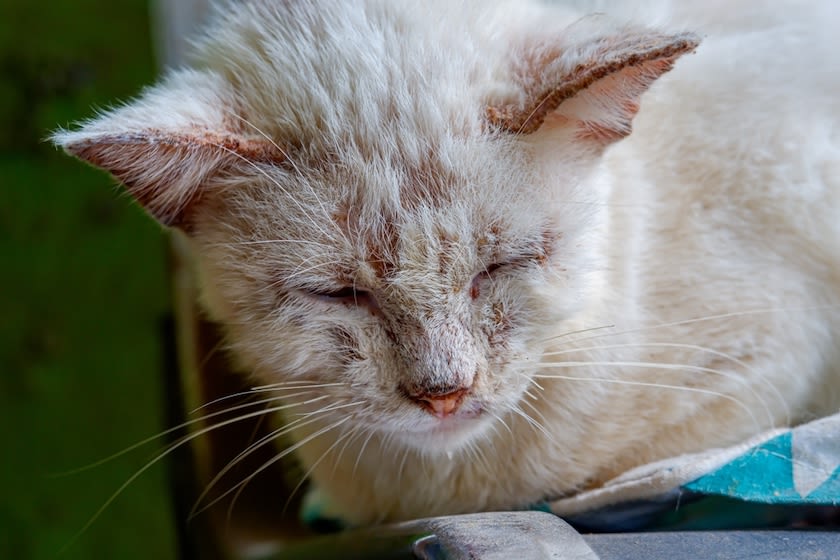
313, 286, 360, 300
484, 262, 507, 276
469, 261, 512, 299
303, 286, 378, 313
470, 251, 549, 299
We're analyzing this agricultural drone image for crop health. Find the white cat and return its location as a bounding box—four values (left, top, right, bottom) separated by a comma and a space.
55, 0, 840, 525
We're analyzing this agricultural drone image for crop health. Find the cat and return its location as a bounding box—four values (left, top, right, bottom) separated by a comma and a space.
54, 0, 840, 526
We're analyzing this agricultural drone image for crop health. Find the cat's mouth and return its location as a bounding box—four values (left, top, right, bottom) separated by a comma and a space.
428, 405, 484, 429
395, 399, 490, 451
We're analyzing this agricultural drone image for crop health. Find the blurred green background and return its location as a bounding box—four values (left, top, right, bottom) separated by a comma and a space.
1, 0, 178, 557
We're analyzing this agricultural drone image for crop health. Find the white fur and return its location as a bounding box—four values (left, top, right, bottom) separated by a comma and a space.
56, 0, 840, 525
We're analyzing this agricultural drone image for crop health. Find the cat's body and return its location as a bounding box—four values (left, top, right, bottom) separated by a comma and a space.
56, 0, 840, 525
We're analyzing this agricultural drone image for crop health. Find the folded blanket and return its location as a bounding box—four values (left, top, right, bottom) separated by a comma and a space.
303, 413, 840, 532
544, 413, 840, 530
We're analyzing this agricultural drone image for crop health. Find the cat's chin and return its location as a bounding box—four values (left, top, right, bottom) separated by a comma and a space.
393, 412, 495, 455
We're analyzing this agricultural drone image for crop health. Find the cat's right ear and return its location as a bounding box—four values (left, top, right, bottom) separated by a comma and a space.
52, 71, 284, 229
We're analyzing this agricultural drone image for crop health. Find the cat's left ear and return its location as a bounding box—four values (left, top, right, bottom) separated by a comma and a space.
53, 71, 284, 229
487, 24, 700, 148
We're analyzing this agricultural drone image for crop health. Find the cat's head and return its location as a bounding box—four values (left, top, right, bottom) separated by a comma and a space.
54, 1, 697, 454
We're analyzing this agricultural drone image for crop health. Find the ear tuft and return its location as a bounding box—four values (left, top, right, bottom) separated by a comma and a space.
487, 29, 700, 144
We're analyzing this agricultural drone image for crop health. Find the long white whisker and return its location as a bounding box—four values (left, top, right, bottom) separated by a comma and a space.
190, 389, 318, 415
52, 393, 305, 477
488, 410, 513, 437
282, 421, 364, 516
521, 392, 554, 435
189, 396, 335, 518
544, 306, 840, 346
539, 323, 617, 343
539, 358, 772, 426
532, 370, 760, 430
353, 427, 378, 477
537, 345, 783, 427
509, 405, 554, 443
199, 415, 354, 518
332, 424, 367, 477
59, 399, 314, 552
248, 381, 343, 392
396, 445, 412, 492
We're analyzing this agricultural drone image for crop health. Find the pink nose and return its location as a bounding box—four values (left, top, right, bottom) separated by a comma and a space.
410, 387, 469, 418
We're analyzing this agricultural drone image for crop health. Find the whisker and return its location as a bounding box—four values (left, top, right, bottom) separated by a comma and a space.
509, 405, 554, 443
59, 398, 315, 552
196, 336, 226, 374
282, 421, 364, 516
543, 306, 840, 346
189, 397, 350, 518
332, 424, 367, 477
197, 415, 354, 518
529, 378, 546, 392
353, 427, 378, 477
396, 445, 412, 492
248, 381, 343, 392
539, 341, 788, 426
190, 388, 318, 415
52, 393, 307, 477
287, 400, 365, 417
531, 370, 760, 430
521, 392, 554, 433
488, 410, 514, 437
534, 358, 773, 426
539, 323, 617, 343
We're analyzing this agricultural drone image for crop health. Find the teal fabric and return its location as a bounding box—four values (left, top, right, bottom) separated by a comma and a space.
546, 413, 840, 530
686, 432, 840, 505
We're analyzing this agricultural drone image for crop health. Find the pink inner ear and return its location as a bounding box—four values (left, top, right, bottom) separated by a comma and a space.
65, 131, 286, 228
561, 56, 681, 143
486, 31, 700, 142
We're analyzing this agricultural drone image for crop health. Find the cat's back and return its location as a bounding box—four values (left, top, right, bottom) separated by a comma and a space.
611, 0, 840, 270
592, 1, 840, 423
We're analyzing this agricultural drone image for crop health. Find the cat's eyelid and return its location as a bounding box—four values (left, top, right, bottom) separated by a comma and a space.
482, 252, 544, 276
484, 262, 507, 275
300, 285, 377, 309
312, 286, 360, 299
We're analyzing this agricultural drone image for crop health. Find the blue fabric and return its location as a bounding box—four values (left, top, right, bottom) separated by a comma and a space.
685, 432, 840, 505
545, 413, 840, 530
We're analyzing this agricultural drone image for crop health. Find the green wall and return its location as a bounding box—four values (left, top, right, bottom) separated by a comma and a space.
1, 0, 177, 558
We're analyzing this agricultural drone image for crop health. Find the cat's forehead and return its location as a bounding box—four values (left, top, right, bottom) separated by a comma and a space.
202, 0, 507, 154
314, 134, 542, 242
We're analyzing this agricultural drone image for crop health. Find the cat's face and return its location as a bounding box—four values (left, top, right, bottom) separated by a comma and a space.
191, 131, 603, 453
54, 1, 696, 455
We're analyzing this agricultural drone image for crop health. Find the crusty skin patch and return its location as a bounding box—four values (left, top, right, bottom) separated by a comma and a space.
486, 32, 700, 135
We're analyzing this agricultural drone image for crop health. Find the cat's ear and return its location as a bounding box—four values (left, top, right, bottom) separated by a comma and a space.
53, 71, 284, 228
487, 25, 700, 148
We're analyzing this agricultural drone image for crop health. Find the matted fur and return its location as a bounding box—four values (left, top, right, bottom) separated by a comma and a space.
55, 0, 840, 525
